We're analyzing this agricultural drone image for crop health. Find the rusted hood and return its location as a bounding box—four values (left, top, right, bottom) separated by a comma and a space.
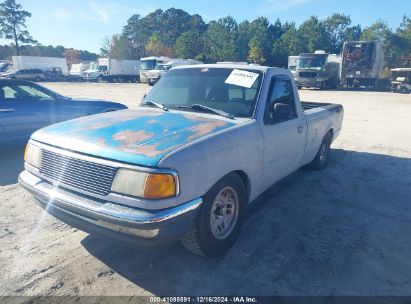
31, 108, 236, 167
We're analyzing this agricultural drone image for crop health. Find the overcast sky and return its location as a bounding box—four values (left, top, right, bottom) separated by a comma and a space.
7, 0, 410, 53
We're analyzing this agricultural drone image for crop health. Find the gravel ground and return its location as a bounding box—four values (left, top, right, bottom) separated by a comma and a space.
1, 82, 411, 297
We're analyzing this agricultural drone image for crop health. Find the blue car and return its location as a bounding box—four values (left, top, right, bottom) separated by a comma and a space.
0, 79, 127, 147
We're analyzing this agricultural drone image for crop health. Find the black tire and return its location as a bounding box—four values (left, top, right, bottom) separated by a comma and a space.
304, 131, 332, 171
181, 173, 247, 257
97, 75, 104, 83
34, 76, 41, 82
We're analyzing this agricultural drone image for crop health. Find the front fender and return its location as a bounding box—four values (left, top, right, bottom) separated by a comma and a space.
159, 120, 264, 204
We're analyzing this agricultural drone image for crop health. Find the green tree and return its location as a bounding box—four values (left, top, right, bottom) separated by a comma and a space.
360, 19, 391, 42
296, 16, 331, 53
361, 20, 403, 68
324, 13, 361, 53
145, 34, 172, 56
247, 17, 274, 64
122, 12, 160, 59
396, 15, 411, 55
101, 34, 133, 59
203, 16, 237, 62
234, 20, 251, 62
272, 23, 299, 68
0, 0, 36, 55
121, 8, 206, 59
174, 30, 203, 59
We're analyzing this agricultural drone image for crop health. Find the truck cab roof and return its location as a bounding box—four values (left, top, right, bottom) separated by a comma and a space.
171, 63, 288, 75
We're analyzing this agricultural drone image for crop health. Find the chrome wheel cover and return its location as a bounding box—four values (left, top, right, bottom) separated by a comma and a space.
210, 186, 239, 240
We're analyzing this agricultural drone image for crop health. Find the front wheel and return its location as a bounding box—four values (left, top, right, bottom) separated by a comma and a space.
181, 173, 247, 257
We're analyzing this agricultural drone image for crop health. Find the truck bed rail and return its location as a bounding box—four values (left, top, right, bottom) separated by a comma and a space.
301, 101, 342, 112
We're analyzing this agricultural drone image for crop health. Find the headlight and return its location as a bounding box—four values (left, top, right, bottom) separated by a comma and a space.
111, 168, 177, 199
24, 143, 42, 168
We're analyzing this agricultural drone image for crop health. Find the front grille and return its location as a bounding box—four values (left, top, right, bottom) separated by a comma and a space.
299, 71, 317, 78
40, 149, 117, 196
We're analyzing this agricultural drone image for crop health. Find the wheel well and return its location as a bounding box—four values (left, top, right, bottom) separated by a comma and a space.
232, 170, 251, 200
328, 128, 334, 140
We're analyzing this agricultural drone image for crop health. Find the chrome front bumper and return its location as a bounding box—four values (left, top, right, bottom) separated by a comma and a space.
19, 170, 202, 245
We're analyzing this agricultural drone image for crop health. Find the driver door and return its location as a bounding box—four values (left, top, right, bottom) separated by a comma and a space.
261, 75, 307, 187
0, 82, 54, 144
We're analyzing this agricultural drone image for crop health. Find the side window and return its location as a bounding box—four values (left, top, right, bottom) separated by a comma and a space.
0, 84, 55, 101
0, 86, 18, 101
264, 76, 297, 125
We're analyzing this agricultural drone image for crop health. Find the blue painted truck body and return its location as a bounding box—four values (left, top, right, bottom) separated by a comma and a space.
19, 64, 344, 248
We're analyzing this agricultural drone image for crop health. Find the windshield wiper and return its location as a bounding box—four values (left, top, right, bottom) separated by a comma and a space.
176, 104, 234, 119
143, 101, 169, 111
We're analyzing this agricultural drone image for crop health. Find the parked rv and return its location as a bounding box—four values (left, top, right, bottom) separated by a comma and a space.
341, 41, 385, 88
146, 59, 203, 85
139, 56, 171, 83
296, 51, 340, 89
288, 56, 299, 81
83, 58, 140, 82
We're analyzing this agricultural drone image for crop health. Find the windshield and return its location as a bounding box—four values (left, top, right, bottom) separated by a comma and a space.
143, 67, 263, 118
89, 62, 99, 70
0, 65, 8, 73
98, 66, 107, 72
141, 60, 157, 70
298, 58, 326, 69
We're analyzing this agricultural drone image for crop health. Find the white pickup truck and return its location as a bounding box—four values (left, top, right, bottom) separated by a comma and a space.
19, 64, 343, 256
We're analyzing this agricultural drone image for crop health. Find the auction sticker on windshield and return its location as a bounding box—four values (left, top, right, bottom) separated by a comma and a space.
225, 69, 259, 88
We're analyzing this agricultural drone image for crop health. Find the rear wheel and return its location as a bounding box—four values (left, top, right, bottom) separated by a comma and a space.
304, 131, 332, 170
181, 173, 247, 257
34, 76, 41, 82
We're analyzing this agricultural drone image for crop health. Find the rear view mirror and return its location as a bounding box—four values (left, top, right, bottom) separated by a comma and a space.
273, 103, 291, 122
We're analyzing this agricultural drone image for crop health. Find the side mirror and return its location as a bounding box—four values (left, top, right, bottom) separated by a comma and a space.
273, 103, 291, 122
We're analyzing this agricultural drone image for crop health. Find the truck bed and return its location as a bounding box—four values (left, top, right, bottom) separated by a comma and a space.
301, 101, 343, 113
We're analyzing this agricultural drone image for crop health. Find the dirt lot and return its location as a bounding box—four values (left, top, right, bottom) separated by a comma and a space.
1, 82, 411, 297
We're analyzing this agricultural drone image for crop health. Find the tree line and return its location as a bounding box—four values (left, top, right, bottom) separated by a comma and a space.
102, 8, 411, 68
0, 0, 410, 68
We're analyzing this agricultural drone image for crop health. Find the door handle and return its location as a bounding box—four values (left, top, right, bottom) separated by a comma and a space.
0, 108, 15, 113
298, 125, 304, 133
